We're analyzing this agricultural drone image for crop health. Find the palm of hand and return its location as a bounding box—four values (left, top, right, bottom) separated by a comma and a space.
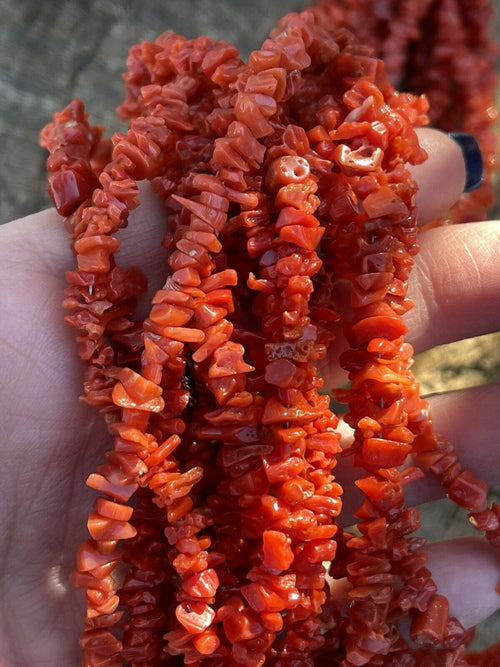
0, 210, 108, 665
1, 176, 499, 664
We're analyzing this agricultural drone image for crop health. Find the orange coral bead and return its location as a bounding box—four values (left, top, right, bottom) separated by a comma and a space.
77, 540, 121, 573
362, 437, 413, 468
266, 155, 311, 191
112, 382, 164, 412
79, 628, 122, 653
275, 181, 320, 214
94, 498, 133, 522
350, 315, 408, 346
209, 341, 255, 378
279, 223, 324, 250
261, 393, 321, 424
109, 367, 163, 401
264, 359, 296, 387
74, 235, 121, 273
48, 168, 97, 216
241, 579, 298, 613
175, 601, 216, 634
149, 303, 194, 326
143, 434, 181, 467
87, 512, 137, 541
447, 470, 489, 512
86, 593, 120, 617
192, 628, 221, 655
410, 594, 450, 645
86, 473, 138, 503
182, 568, 220, 598
362, 185, 409, 218
262, 530, 295, 571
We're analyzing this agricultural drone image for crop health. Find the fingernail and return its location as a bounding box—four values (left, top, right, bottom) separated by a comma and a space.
448, 132, 484, 193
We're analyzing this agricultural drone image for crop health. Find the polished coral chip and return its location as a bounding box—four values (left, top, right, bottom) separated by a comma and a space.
175, 601, 216, 634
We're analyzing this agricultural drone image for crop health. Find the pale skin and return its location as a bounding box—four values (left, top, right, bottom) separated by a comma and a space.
0, 129, 499, 665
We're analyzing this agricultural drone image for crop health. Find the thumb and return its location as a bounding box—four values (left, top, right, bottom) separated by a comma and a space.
410, 127, 474, 226
425, 537, 500, 630
127, 127, 473, 261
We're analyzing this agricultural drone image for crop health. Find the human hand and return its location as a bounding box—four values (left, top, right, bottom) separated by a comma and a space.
0, 130, 498, 665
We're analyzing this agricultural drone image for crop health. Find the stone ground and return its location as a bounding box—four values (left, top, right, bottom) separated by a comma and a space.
0, 0, 498, 651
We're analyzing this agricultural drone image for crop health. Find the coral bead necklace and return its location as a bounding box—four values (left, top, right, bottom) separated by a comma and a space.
40, 1, 498, 664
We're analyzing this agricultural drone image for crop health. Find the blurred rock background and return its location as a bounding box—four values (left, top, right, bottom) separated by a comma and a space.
0, 0, 498, 650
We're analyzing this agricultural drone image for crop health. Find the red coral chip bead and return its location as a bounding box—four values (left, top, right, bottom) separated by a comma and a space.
87, 512, 137, 541
221, 608, 264, 643
240, 582, 291, 613
83, 611, 124, 631
111, 382, 165, 412
86, 593, 120, 617
71, 572, 115, 593
82, 651, 123, 667
264, 359, 296, 387
262, 530, 295, 571
182, 568, 220, 598
86, 473, 138, 503
209, 341, 255, 378
142, 434, 181, 467
362, 437, 413, 468
301, 538, 337, 564
77, 540, 121, 572
94, 497, 134, 522
149, 303, 194, 326
260, 611, 284, 632
175, 601, 216, 634
192, 628, 221, 655
262, 394, 322, 424
362, 185, 409, 218
107, 367, 163, 402
350, 315, 408, 346
79, 628, 122, 654
266, 155, 311, 191
166, 495, 194, 522
410, 594, 450, 645
48, 169, 97, 216
279, 224, 324, 251
447, 470, 489, 512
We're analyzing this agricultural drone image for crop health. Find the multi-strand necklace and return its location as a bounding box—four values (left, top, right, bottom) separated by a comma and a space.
40, 1, 498, 664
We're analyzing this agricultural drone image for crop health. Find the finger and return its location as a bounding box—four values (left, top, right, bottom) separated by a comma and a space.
319, 215, 500, 388
333, 383, 500, 524
315, 128, 474, 387
405, 220, 500, 353
425, 537, 500, 630
321, 217, 500, 388
120, 128, 469, 277
114, 186, 169, 317
23, 127, 470, 296
403, 383, 500, 509
23, 127, 469, 272
412, 383, 500, 487
410, 128, 467, 226
331, 537, 499, 644
22, 128, 483, 380
329, 537, 499, 642
6, 193, 169, 319
2, 207, 74, 274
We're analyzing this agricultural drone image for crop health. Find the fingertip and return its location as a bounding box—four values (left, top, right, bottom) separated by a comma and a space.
426, 537, 500, 629
410, 128, 467, 226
